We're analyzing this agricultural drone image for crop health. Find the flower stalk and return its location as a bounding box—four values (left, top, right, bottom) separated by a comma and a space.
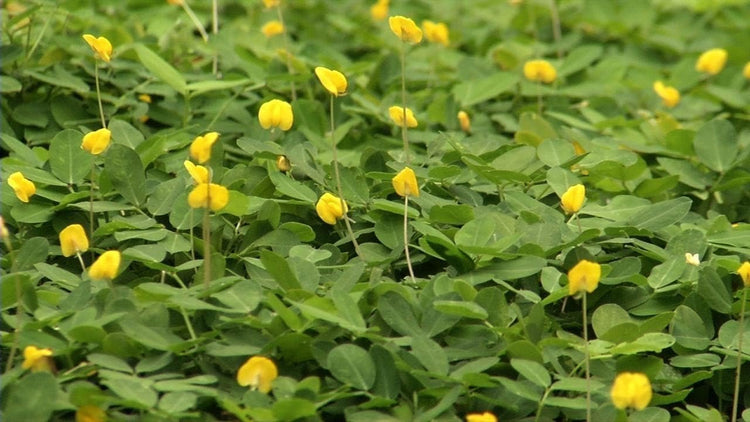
329, 96, 361, 257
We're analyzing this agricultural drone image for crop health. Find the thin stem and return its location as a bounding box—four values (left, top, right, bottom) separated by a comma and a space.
329, 96, 361, 257
212, 0, 219, 76
583, 291, 591, 422
89, 160, 95, 260
549, 0, 563, 59
181, 307, 198, 341
403, 194, 415, 283
202, 207, 211, 288
276, 6, 296, 101
400, 41, 410, 164
189, 208, 196, 262
181, 2, 209, 42
536, 80, 542, 115
75, 251, 86, 273
94, 64, 106, 128
731, 287, 748, 422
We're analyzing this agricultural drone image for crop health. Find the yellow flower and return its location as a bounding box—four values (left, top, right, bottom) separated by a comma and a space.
738, 261, 750, 288
389, 106, 418, 128
89, 251, 121, 281
560, 184, 585, 214
0, 216, 9, 239
263, 0, 280, 8
524, 59, 557, 83
82, 34, 113, 63
466, 412, 497, 422
76, 405, 106, 422
190, 132, 220, 164
695, 48, 728, 75
22, 345, 54, 372
188, 183, 229, 211
258, 99, 293, 131
392, 167, 419, 198
316, 192, 348, 225
261, 20, 284, 37
314, 66, 348, 97
422, 20, 449, 47
743, 62, 750, 79
370, 0, 389, 21
7, 172, 36, 203
611, 372, 652, 411
653, 81, 680, 108
685, 253, 700, 267
184, 160, 209, 185
389, 16, 422, 44
276, 155, 291, 172
59, 224, 89, 257
166, 0, 184, 5
568, 259, 601, 296
457, 110, 471, 133
237, 356, 278, 393
81, 128, 112, 155
138, 93, 152, 103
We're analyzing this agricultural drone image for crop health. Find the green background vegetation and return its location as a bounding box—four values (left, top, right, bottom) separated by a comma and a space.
2, 0, 750, 420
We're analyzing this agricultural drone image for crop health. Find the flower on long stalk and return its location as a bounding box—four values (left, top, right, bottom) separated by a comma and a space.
422, 20, 449, 46
611, 372, 652, 411
7, 172, 36, 203
82, 34, 113, 62
237, 356, 278, 393
184, 161, 210, 185
389, 106, 418, 128
653, 81, 680, 108
262, 20, 284, 37
188, 183, 229, 211
22, 346, 54, 372
59, 224, 89, 257
465, 412, 497, 422
190, 132, 220, 164
744, 62, 750, 79
75, 405, 106, 422
523, 59, 557, 83
695, 48, 728, 75
567, 259, 601, 296
392, 167, 419, 198
89, 251, 121, 281
370, 0, 389, 21
457, 110, 471, 133
314, 67, 347, 96
560, 184, 585, 215
258, 99, 293, 131
389, 16, 422, 43
262, 0, 280, 8
81, 128, 112, 155
316, 193, 347, 225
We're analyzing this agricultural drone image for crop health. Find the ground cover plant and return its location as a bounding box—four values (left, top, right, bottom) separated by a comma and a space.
2, 0, 750, 421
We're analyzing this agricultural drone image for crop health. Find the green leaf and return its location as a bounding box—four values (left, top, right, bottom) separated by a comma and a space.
259, 249, 303, 291
671, 305, 710, 350
511, 359, 551, 387
627, 197, 692, 231
110, 119, 145, 149
3, 372, 59, 422
377, 291, 422, 337
537, 139, 576, 167
696, 267, 732, 313
692, 119, 737, 172
159, 391, 197, 414
212, 280, 262, 313
433, 300, 488, 319
411, 335, 449, 375
272, 398, 317, 420
15, 237, 49, 271
453, 72, 519, 107
48, 129, 92, 185
269, 170, 317, 203
134, 44, 187, 95
104, 144, 146, 207
647, 257, 686, 290
326, 344, 376, 390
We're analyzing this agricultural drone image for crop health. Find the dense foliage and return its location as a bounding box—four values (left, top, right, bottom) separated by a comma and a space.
2, 0, 750, 421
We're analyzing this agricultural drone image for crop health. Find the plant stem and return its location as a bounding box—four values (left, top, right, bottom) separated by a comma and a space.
583, 291, 591, 422
536, 80, 542, 115
94, 64, 106, 128
549, 0, 563, 59
329, 96, 362, 258
75, 251, 86, 273
212, 0, 219, 76
203, 207, 211, 288
277, 5, 297, 101
89, 160, 95, 260
731, 287, 748, 422
400, 40, 410, 165
403, 194, 415, 282
181, 2, 209, 42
